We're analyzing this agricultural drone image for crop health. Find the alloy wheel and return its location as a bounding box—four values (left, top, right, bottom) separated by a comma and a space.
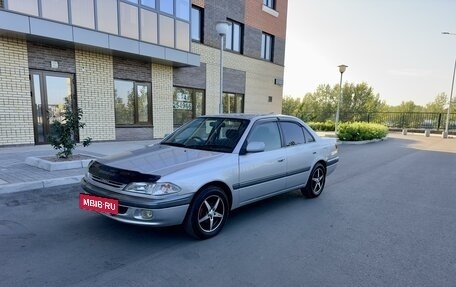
197, 195, 225, 233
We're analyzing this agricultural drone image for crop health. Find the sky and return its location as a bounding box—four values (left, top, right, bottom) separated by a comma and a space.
283, 0, 456, 106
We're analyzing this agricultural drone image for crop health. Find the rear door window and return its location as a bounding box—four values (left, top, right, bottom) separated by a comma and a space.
279, 122, 305, 146
303, 127, 315, 143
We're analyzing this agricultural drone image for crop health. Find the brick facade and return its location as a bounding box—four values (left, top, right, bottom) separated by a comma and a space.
0, 1, 287, 145
75, 49, 116, 141
193, 43, 283, 115
173, 64, 207, 89
204, 0, 245, 49
245, 0, 288, 39
113, 56, 151, 82
27, 42, 76, 73
201, 0, 286, 66
273, 37, 286, 66
152, 63, 174, 137
0, 37, 34, 145
243, 25, 263, 60
223, 67, 246, 94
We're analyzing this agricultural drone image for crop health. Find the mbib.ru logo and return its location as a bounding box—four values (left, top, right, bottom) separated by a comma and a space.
79, 194, 118, 214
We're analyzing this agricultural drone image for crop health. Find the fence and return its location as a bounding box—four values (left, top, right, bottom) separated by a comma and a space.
301, 112, 456, 132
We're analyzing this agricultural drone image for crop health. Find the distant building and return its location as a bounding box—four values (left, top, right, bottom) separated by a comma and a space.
0, 0, 287, 146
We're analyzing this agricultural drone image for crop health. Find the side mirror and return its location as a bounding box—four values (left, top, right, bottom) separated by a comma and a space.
246, 141, 265, 153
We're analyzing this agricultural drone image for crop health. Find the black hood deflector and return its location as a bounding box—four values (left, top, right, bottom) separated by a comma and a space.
89, 161, 161, 184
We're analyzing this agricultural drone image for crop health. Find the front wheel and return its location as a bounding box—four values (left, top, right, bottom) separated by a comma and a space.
184, 186, 229, 239
301, 163, 326, 198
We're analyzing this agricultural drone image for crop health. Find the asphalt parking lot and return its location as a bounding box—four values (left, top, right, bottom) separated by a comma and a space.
0, 133, 455, 287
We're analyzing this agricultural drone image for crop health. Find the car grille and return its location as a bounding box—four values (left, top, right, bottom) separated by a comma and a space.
90, 174, 124, 189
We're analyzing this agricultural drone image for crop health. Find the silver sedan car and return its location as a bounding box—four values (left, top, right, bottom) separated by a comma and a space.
81, 114, 339, 239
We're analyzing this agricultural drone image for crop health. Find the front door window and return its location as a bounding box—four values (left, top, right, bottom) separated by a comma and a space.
30, 71, 74, 144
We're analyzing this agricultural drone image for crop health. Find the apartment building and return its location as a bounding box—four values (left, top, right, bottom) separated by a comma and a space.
0, 0, 288, 146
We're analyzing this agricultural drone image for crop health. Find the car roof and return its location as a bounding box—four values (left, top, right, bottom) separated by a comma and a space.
200, 114, 300, 121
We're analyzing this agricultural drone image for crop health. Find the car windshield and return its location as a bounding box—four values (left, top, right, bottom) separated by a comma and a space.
161, 117, 250, 153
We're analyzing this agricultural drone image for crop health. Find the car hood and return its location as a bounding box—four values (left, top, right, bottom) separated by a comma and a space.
96, 144, 224, 176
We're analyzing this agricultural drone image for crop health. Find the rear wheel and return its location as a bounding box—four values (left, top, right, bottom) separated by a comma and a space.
184, 186, 229, 239
301, 163, 326, 198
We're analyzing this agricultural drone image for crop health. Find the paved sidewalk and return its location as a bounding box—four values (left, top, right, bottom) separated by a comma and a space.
0, 140, 160, 194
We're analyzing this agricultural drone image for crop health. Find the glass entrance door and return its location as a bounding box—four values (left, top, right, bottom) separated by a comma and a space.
30, 71, 74, 144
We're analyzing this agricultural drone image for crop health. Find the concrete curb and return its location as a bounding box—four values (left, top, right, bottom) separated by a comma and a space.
0, 175, 84, 195
25, 156, 95, 171
338, 137, 388, 145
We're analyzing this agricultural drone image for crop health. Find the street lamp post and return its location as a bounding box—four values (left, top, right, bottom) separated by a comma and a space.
442, 32, 456, 138
216, 21, 231, 114
335, 64, 348, 134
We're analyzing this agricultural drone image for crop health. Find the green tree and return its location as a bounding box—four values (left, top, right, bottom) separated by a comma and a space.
282, 82, 386, 122
338, 82, 388, 122
281, 96, 302, 117
48, 97, 92, 159
388, 101, 424, 113
425, 92, 448, 113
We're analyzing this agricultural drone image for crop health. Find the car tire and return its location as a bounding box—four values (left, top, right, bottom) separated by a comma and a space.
184, 186, 229, 239
301, 163, 326, 198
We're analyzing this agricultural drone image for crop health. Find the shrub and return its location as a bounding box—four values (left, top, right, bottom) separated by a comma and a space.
308, 120, 335, 131
337, 122, 388, 141
48, 98, 92, 159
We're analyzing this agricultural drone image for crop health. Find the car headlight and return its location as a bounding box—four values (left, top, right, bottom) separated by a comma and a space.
124, 182, 181, 196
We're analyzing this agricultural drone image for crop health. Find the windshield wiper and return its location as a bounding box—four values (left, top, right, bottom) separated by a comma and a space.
188, 144, 231, 152
161, 142, 186, 147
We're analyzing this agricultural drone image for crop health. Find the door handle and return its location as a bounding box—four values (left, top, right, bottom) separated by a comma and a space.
278, 158, 285, 162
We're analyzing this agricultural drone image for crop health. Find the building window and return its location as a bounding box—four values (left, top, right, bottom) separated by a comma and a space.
173, 87, 205, 126
223, 93, 244, 113
225, 20, 243, 53
141, 0, 155, 9
159, 0, 173, 15
119, 2, 139, 39
71, 0, 95, 29
140, 8, 158, 43
176, 0, 190, 20
176, 20, 190, 51
41, 0, 69, 23
97, 0, 118, 34
159, 14, 175, 47
263, 0, 275, 9
191, 6, 203, 42
261, 32, 274, 61
7, 0, 39, 16
114, 80, 152, 125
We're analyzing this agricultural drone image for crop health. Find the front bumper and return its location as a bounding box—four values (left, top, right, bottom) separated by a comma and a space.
81, 177, 192, 226
326, 157, 339, 176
